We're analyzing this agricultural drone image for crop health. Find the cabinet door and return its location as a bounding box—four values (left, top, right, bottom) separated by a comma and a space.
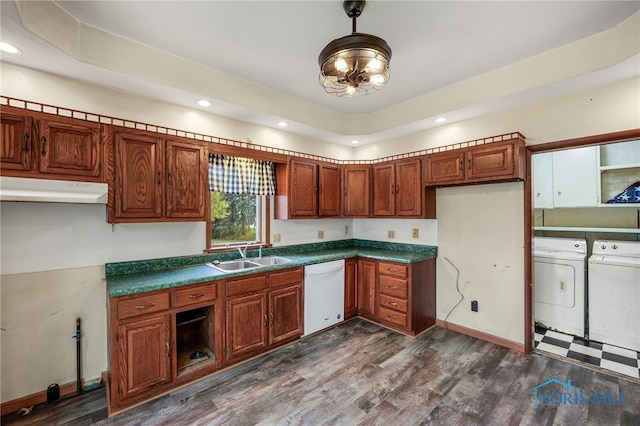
395, 159, 422, 216
425, 151, 464, 185
372, 163, 395, 216
165, 139, 207, 219
552, 146, 599, 207
344, 258, 358, 319
357, 259, 377, 319
38, 117, 101, 179
289, 159, 317, 217
532, 152, 554, 208
116, 315, 171, 401
343, 165, 371, 217
465, 141, 515, 182
318, 163, 341, 217
114, 130, 164, 219
0, 111, 33, 173
269, 285, 303, 346
225, 293, 268, 361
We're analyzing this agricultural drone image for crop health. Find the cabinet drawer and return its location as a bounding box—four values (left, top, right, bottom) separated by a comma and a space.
269, 268, 303, 289
175, 283, 217, 308
118, 292, 170, 320
379, 307, 407, 327
226, 275, 268, 297
379, 275, 408, 299
379, 294, 408, 313
378, 262, 407, 278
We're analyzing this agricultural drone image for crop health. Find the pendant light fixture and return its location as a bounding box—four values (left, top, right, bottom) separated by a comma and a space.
318, 1, 392, 97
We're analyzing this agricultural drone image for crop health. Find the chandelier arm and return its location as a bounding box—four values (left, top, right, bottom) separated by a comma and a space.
352, 13, 357, 34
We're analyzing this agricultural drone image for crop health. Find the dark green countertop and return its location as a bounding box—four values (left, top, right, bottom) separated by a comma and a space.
107, 240, 437, 297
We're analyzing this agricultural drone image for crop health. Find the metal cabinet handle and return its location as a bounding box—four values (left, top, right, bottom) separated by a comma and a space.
269, 312, 274, 325
387, 315, 398, 320
188, 293, 205, 299
391, 185, 395, 195
167, 172, 172, 187
386, 285, 398, 290
41, 136, 46, 156
134, 302, 156, 310
165, 340, 170, 358
263, 314, 268, 327
395, 184, 399, 194
157, 171, 161, 186
468, 159, 471, 169
388, 302, 398, 306
23, 133, 30, 153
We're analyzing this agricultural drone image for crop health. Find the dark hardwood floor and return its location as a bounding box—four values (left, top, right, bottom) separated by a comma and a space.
3, 319, 640, 425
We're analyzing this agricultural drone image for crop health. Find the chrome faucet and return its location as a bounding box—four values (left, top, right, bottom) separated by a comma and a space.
237, 246, 247, 259
258, 245, 263, 258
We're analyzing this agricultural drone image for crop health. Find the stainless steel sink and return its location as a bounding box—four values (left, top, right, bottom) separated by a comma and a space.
206, 260, 262, 272
247, 256, 294, 266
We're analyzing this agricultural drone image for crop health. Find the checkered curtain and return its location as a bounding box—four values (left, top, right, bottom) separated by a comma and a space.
208, 154, 276, 195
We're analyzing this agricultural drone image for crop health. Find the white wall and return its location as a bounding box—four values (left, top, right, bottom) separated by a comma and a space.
436, 183, 525, 344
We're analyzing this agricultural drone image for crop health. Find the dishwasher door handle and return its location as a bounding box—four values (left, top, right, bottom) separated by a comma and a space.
305, 264, 345, 277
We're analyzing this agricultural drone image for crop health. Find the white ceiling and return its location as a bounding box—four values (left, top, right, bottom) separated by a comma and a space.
1, 1, 639, 146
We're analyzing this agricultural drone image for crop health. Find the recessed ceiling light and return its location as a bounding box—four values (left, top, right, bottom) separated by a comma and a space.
0, 42, 22, 54
435, 117, 447, 123
277, 121, 288, 127
351, 140, 359, 144
197, 99, 211, 107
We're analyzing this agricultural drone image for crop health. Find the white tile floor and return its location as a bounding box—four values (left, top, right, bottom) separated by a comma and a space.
535, 325, 640, 380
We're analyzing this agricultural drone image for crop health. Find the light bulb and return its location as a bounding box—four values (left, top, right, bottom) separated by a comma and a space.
346, 85, 357, 96
335, 58, 348, 72
369, 74, 385, 86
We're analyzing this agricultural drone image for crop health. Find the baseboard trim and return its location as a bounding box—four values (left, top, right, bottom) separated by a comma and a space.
436, 319, 525, 353
1, 380, 82, 416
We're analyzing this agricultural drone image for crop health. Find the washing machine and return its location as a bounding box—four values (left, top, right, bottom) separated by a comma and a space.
533, 237, 587, 337
588, 240, 640, 352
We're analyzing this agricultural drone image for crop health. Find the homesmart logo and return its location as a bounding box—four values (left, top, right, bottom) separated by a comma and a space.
530, 378, 627, 408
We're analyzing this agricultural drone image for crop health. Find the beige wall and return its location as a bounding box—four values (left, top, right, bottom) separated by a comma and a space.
1, 62, 639, 403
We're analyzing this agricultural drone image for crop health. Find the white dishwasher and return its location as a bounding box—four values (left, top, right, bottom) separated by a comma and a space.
304, 259, 345, 336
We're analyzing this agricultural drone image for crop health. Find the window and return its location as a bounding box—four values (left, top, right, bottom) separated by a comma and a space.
207, 154, 275, 250
210, 192, 262, 247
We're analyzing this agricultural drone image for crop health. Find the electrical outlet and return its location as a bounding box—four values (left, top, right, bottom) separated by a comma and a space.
471, 300, 478, 312
388, 230, 395, 239
412, 228, 419, 238
318, 230, 324, 239
273, 233, 281, 243
344, 225, 349, 235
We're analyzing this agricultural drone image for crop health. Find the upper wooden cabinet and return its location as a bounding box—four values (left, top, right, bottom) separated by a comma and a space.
0, 107, 103, 181
372, 158, 423, 217
425, 138, 525, 186
106, 127, 207, 223
274, 158, 341, 219
343, 165, 371, 217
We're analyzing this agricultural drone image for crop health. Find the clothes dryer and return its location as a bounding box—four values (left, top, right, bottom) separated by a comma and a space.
588, 240, 640, 352
533, 237, 587, 337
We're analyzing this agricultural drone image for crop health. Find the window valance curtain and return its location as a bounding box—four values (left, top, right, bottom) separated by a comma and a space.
208, 154, 276, 195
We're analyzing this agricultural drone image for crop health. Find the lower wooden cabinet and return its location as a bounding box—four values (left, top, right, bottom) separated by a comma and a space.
224, 268, 303, 364
357, 258, 377, 320
375, 259, 436, 336
116, 315, 171, 401
109, 282, 222, 411
344, 258, 358, 319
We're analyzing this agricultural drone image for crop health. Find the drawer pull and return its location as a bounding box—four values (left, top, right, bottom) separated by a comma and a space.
386, 285, 398, 289
388, 302, 398, 306
263, 314, 268, 327
134, 302, 156, 310
188, 293, 206, 299
387, 315, 398, 320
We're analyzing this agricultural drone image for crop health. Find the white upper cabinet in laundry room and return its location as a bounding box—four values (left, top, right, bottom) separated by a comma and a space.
552, 146, 599, 207
533, 146, 599, 209
532, 152, 554, 208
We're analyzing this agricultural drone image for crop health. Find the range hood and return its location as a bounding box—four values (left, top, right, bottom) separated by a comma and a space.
0, 177, 108, 204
